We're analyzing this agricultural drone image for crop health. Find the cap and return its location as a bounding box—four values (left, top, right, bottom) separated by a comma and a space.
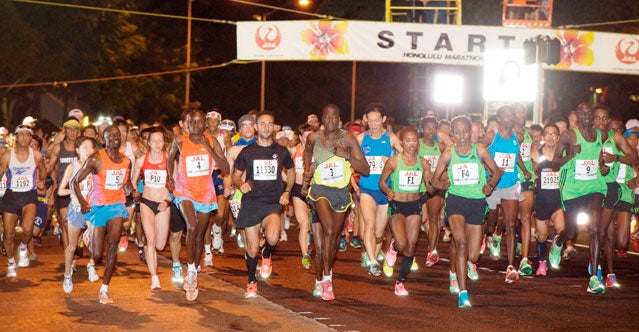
238, 114, 255, 127
15, 125, 33, 135
22, 116, 37, 126
219, 119, 236, 131
63, 119, 81, 128
206, 111, 222, 120
68, 109, 84, 119
626, 119, 639, 130
347, 123, 363, 135
624, 129, 639, 137
0, 127, 8, 135
307, 114, 319, 123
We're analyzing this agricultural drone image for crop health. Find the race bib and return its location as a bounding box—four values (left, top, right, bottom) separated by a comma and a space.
366, 156, 385, 175
186, 154, 210, 177
495, 152, 516, 173
574, 159, 598, 180
319, 160, 344, 184
520, 143, 531, 162
144, 169, 167, 188
451, 163, 479, 185
295, 156, 304, 173
105, 168, 127, 190
10, 175, 32, 192
229, 189, 243, 219
398, 170, 422, 192
423, 155, 439, 172
253, 159, 278, 181
616, 164, 627, 184
540, 169, 559, 190
603, 147, 614, 167
0, 174, 7, 196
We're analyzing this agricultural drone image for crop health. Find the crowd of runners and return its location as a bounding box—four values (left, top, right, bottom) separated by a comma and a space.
2, 102, 639, 308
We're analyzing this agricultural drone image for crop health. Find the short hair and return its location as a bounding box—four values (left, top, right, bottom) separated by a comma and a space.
256, 110, 275, 122
496, 104, 514, 116
530, 124, 543, 133
419, 116, 438, 129
451, 115, 472, 131
364, 102, 386, 117
113, 118, 128, 130
75, 136, 97, 149
30, 135, 43, 150
398, 126, 419, 140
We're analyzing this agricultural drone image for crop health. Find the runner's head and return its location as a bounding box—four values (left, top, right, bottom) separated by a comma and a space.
188, 109, 206, 135
321, 104, 341, 132
398, 126, 419, 154
256, 111, 275, 141
363, 102, 387, 132
450, 116, 472, 146
75, 136, 97, 161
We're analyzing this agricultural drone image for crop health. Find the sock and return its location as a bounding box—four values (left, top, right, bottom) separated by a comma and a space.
262, 241, 277, 259
8, 258, 15, 264
537, 240, 547, 260
173, 262, 180, 268
245, 254, 258, 283
449, 270, 457, 278
322, 273, 331, 282
100, 284, 108, 292
398, 256, 414, 282
187, 263, 196, 273
205, 244, 211, 255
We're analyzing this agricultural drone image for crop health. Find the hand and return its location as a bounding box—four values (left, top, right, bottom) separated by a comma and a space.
333, 141, 349, 160
386, 190, 395, 201
80, 202, 90, 214
300, 182, 309, 197
482, 184, 494, 196
279, 192, 290, 206
158, 200, 170, 212
628, 177, 638, 189
569, 144, 581, 157
524, 170, 532, 181
600, 164, 610, 176
239, 181, 252, 194
601, 151, 616, 164
167, 178, 175, 192
132, 191, 141, 204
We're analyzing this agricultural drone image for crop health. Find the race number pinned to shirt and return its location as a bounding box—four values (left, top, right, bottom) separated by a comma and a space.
295, 156, 304, 173
574, 159, 598, 180
398, 170, 422, 192
452, 163, 479, 185
186, 154, 210, 177
320, 160, 344, 184
10, 175, 32, 192
540, 169, 559, 190
253, 159, 277, 181
105, 168, 127, 190
366, 156, 385, 175
145, 170, 167, 188
616, 164, 627, 184
423, 155, 439, 172
494, 152, 516, 173
520, 143, 531, 162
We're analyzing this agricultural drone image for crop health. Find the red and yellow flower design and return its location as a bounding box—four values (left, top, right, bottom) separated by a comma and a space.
301, 21, 349, 59
554, 30, 595, 69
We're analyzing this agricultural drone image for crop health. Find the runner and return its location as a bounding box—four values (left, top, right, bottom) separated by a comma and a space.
303, 104, 370, 301
131, 127, 172, 290
167, 109, 229, 301
0, 125, 47, 278
232, 111, 295, 298
58, 136, 97, 292
378, 126, 431, 295
72, 126, 133, 304
430, 116, 502, 308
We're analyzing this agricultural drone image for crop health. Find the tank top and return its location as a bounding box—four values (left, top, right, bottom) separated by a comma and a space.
0, 174, 6, 197
69, 160, 92, 203
141, 152, 168, 189
359, 130, 393, 190
418, 139, 441, 173
312, 130, 351, 189
535, 145, 560, 192
559, 128, 606, 201
391, 153, 423, 194
7, 148, 37, 192
488, 130, 520, 188
88, 149, 130, 206
617, 161, 635, 204
517, 127, 536, 183
601, 129, 620, 183
124, 141, 136, 166
294, 144, 304, 175
56, 142, 78, 185
447, 144, 486, 199
174, 134, 216, 204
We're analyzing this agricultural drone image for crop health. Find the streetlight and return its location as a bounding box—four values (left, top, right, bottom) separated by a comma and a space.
433, 74, 463, 120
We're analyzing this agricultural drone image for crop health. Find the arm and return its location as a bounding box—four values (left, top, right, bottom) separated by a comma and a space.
57, 163, 75, 196
612, 132, 639, 166
130, 155, 145, 201
420, 157, 434, 195
302, 132, 317, 185
378, 155, 397, 201
341, 133, 370, 176
34, 150, 48, 191
552, 131, 578, 170
0, 151, 10, 181
390, 133, 404, 154
166, 138, 180, 192
72, 154, 99, 213
478, 145, 503, 195
46, 143, 60, 177
516, 152, 531, 180
430, 149, 451, 191
206, 136, 230, 174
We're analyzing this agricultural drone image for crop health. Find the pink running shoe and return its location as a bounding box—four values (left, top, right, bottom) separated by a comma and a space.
385, 239, 398, 267
321, 280, 335, 301
536, 261, 547, 276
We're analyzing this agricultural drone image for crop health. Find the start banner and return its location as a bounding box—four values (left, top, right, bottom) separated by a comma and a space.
237, 20, 639, 75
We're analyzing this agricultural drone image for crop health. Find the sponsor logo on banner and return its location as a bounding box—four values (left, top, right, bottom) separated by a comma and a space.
615, 36, 639, 65
255, 23, 281, 51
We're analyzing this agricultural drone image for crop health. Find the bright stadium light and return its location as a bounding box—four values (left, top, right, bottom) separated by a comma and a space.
433, 74, 463, 105
483, 48, 538, 102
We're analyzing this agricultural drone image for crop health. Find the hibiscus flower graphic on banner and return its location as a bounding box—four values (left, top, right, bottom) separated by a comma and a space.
301, 21, 349, 59
554, 30, 595, 69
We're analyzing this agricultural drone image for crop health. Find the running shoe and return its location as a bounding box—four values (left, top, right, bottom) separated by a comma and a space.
99, 289, 114, 304
449, 273, 459, 294
442, 228, 452, 243
184, 271, 198, 301
230, 227, 237, 237
536, 260, 547, 276
301, 254, 311, 270
18, 243, 29, 268
151, 275, 161, 290
284, 216, 291, 230
467, 262, 479, 281
212, 225, 223, 251
458, 290, 471, 308
360, 252, 370, 268
203, 253, 213, 267
383, 261, 394, 278
549, 237, 562, 269
377, 251, 385, 262
489, 234, 502, 258
172, 264, 184, 283
385, 239, 398, 267
631, 236, 639, 252
505, 265, 519, 283
519, 257, 533, 276
260, 257, 272, 279
338, 235, 347, 252
394, 282, 409, 296
321, 279, 335, 301
410, 259, 418, 271
368, 261, 382, 277
6, 262, 17, 278
479, 234, 486, 254
587, 263, 603, 283
87, 263, 99, 282
280, 229, 288, 242
245, 282, 258, 298
29, 253, 37, 262
118, 235, 128, 252
349, 236, 362, 249
313, 280, 322, 297
606, 273, 620, 288
137, 247, 145, 262
236, 234, 244, 248
562, 246, 577, 260
216, 241, 224, 254
425, 250, 440, 267
63, 274, 73, 293
587, 275, 605, 294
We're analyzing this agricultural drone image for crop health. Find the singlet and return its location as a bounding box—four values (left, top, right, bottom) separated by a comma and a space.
359, 130, 394, 190
535, 145, 560, 192
517, 127, 536, 183
69, 160, 92, 203
391, 153, 423, 194
174, 134, 216, 204
601, 129, 620, 183
56, 142, 78, 186
88, 149, 130, 206
559, 128, 606, 201
0, 174, 6, 197
141, 152, 168, 189
617, 161, 636, 204
447, 144, 487, 199
488, 130, 520, 188
124, 141, 136, 166
312, 130, 351, 189
418, 139, 441, 173
6, 148, 37, 192
294, 144, 304, 175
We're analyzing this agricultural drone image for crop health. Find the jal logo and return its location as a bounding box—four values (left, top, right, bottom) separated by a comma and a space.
579, 160, 596, 166
255, 23, 281, 51
615, 37, 639, 65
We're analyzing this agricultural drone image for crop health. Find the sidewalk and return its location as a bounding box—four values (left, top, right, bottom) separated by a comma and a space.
0, 236, 333, 331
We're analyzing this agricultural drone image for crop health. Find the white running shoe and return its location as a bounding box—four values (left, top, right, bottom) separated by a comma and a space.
212, 224, 223, 251
87, 263, 99, 282
203, 253, 213, 267
280, 229, 288, 242
237, 234, 244, 248
172, 265, 184, 283
6, 262, 17, 278
18, 243, 29, 268
63, 274, 73, 293
284, 217, 291, 230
